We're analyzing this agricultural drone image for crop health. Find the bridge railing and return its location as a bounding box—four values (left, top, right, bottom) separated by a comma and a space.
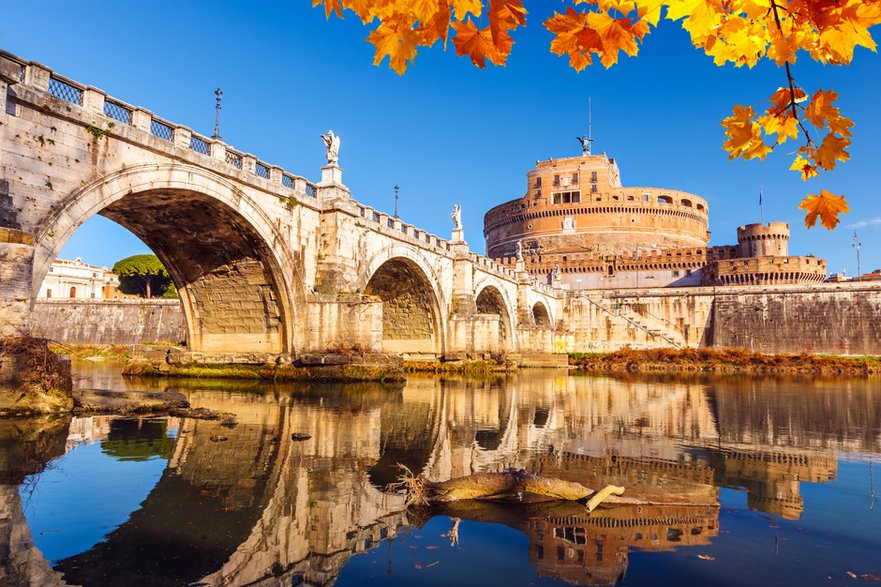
356, 203, 452, 254
2, 51, 319, 202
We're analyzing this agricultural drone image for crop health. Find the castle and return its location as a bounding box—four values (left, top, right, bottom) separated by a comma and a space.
483, 149, 827, 289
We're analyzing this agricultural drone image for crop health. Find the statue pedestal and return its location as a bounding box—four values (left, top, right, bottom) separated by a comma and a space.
320, 163, 343, 186
451, 228, 465, 243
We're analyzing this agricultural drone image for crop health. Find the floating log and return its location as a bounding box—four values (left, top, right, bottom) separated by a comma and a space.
394, 467, 624, 512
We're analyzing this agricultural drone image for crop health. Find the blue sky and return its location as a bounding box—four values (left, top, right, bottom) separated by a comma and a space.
3, 1, 880, 275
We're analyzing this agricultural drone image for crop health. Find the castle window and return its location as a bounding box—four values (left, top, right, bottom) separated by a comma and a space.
572, 172, 579, 183
535, 177, 542, 187
627, 195, 634, 201
5, 87, 16, 116
69, 287, 77, 298
536, 189, 541, 197
591, 171, 598, 182
553, 174, 560, 186
658, 195, 673, 204
591, 184, 598, 193
46, 289, 52, 298
681, 199, 693, 207
553, 191, 580, 204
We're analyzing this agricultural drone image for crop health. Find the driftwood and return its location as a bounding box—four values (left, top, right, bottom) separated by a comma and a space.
394, 467, 625, 512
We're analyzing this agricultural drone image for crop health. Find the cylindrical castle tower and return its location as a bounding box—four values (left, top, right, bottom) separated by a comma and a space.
484, 154, 710, 259
737, 222, 789, 258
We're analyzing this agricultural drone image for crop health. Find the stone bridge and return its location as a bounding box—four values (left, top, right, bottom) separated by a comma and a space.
0, 51, 559, 359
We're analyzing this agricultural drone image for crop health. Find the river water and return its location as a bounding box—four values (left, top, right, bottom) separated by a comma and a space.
1, 362, 879, 586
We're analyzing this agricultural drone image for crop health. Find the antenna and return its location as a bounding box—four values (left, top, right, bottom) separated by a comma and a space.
576, 97, 594, 156
588, 96, 592, 145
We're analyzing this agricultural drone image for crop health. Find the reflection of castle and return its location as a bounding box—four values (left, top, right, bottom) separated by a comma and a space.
528, 505, 719, 586
483, 152, 826, 289
5, 372, 878, 586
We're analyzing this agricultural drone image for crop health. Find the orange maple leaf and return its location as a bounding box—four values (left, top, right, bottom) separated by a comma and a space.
367, 15, 420, 74
489, 0, 527, 45
799, 190, 850, 229
452, 0, 483, 19
545, 7, 604, 71
452, 20, 503, 67
814, 132, 851, 170
314, 0, 343, 19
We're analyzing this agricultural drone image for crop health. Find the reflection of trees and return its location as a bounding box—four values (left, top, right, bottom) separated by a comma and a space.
100, 419, 174, 462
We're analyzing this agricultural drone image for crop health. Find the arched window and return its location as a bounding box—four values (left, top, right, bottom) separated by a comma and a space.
69, 286, 77, 298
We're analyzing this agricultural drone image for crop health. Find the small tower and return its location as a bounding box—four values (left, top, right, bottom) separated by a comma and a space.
737, 222, 789, 258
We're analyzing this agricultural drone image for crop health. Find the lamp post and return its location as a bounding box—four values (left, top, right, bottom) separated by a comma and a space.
394, 184, 399, 218
853, 230, 862, 281
212, 88, 223, 141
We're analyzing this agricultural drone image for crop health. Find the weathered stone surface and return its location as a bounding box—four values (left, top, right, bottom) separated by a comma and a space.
71, 389, 189, 414
31, 299, 185, 345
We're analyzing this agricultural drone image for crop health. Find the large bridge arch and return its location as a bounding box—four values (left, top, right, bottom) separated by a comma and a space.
474, 280, 516, 351
31, 164, 301, 353
361, 247, 447, 356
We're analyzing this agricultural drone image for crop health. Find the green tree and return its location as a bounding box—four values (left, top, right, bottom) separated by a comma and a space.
112, 254, 174, 299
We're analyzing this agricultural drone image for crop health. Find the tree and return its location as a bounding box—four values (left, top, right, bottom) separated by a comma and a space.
112, 254, 174, 299
313, 0, 880, 229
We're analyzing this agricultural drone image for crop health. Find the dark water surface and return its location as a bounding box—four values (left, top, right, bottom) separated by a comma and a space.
1, 362, 880, 586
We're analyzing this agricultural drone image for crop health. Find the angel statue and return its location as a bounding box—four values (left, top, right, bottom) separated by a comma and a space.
320, 130, 340, 165
515, 240, 524, 261
451, 204, 462, 230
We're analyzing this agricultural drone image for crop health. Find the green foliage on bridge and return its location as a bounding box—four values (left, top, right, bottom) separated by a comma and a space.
112, 254, 176, 299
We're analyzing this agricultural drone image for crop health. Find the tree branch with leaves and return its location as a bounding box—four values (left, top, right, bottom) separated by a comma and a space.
313, 0, 880, 229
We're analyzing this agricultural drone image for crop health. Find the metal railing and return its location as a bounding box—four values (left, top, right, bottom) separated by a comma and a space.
281, 174, 295, 189
225, 150, 243, 169
103, 99, 132, 125
48, 76, 83, 106
150, 118, 174, 142
190, 134, 211, 156
255, 161, 269, 179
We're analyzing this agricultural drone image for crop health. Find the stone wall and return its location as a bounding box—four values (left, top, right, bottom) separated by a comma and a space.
30, 299, 185, 345
560, 283, 881, 355
712, 284, 881, 355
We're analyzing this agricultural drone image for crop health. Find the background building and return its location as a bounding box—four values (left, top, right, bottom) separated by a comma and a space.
38, 257, 120, 299
484, 151, 827, 289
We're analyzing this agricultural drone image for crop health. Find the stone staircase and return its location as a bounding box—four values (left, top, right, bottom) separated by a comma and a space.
586, 297, 688, 349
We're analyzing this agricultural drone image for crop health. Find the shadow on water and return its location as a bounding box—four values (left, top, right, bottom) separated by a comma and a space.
0, 362, 879, 586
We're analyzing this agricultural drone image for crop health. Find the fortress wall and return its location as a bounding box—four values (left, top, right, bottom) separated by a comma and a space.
562, 283, 881, 355
30, 299, 185, 345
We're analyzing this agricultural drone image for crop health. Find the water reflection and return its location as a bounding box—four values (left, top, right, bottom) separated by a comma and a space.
1, 368, 879, 586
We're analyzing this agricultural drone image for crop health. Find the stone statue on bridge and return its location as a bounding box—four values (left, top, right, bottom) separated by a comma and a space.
320, 130, 340, 165
515, 240, 523, 261
451, 204, 462, 230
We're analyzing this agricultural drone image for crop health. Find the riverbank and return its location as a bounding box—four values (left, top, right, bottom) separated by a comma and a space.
569, 347, 881, 375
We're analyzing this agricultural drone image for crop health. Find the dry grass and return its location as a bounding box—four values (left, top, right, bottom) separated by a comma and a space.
1, 335, 72, 392
570, 347, 881, 375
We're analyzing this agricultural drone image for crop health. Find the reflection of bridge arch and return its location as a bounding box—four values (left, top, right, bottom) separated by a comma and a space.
32, 164, 300, 353
362, 249, 447, 356
475, 283, 516, 351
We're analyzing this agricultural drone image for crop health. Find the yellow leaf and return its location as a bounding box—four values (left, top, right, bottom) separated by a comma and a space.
789, 154, 819, 180
758, 112, 799, 144
799, 190, 849, 230
722, 104, 771, 160
452, 0, 483, 19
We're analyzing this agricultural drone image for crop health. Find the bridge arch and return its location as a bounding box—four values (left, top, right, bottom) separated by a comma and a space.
32, 164, 301, 354
361, 248, 446, 356
532, 301, 552, 328
474, 282, 516, 351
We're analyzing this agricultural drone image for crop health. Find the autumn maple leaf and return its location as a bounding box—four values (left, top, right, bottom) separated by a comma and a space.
799, 190, 850, 230
452, 20, 502, 67
367, 15, 420, 74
